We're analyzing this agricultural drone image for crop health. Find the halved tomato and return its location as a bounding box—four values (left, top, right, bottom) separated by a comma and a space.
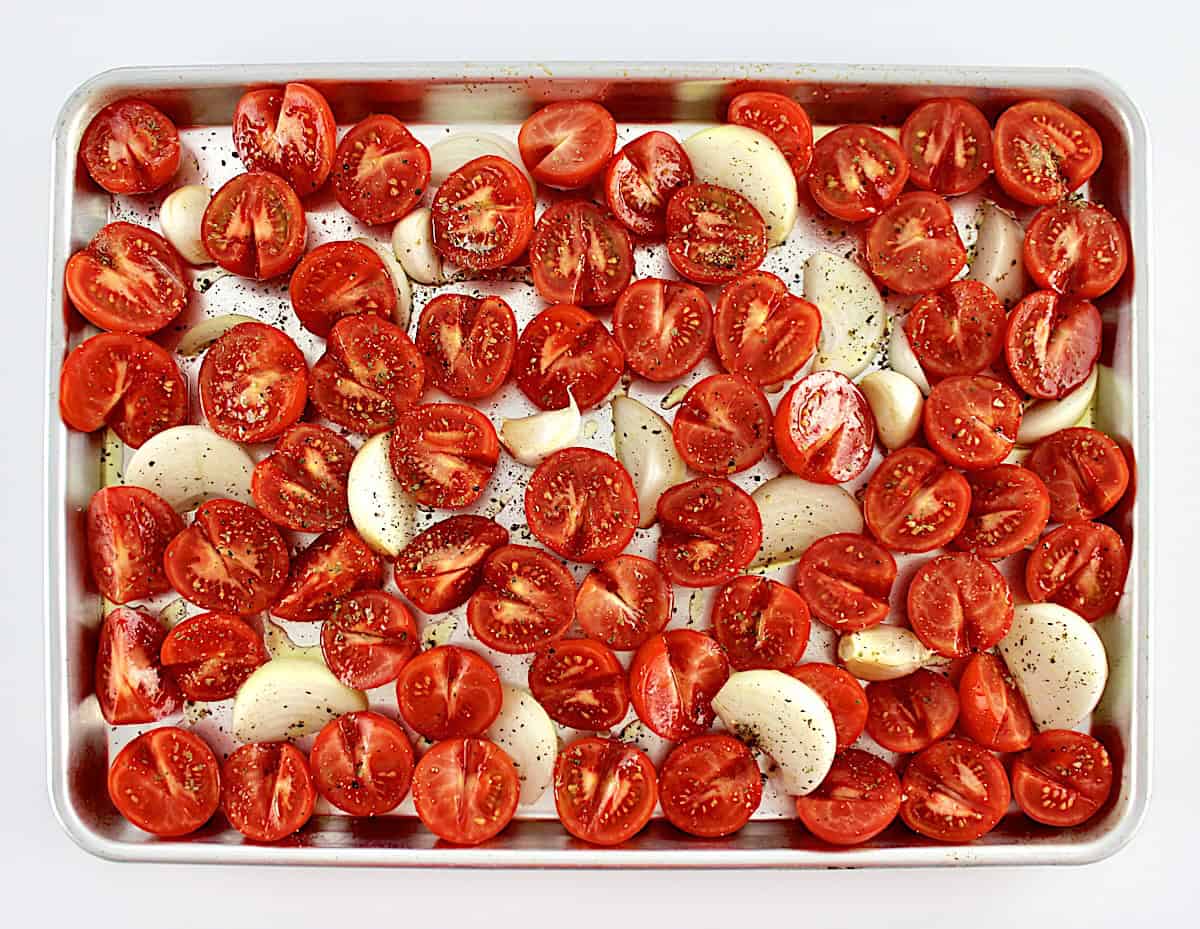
672, 374, 772, 476
81, 99, 180, 194
905, 280, 1007, 380
525, 448, 638, 563
863, 447, 972, 553
232, 83, 337, 196
221, 742, 315, 842
907, 552, 1013, 658
611, 278, 712, 382
574, 555, 673, 651
518, 101, 617, 190
1011, 729, 1113, 827
923, 375, 1022, 470
659, 733, 763, 838
711, 575, 811, 671
311, 711, 414, 816
794, 533, 897, 633
431, 155, 534, 271
604, 131, 694, 237
1027, 427, 1130, 521
807, 125, 909, 222
865, 669, 960, 753
628, 629, 730, 740
413, 737, 520, 845
714, 271, 821, 385
530, 201, 633, 306
656, 478, 762, 588
795, 749, 901, 846
108, 727, 219, 837
271, 527, 383, 622
529, 638, 629, 731
388, 403, 499, 509
553, 737, 657, 846
728, 91, 814, 183
320, 590, 419, 689
159, 611, 269, 701
86, 485, 182, 604
957, 652, 1034, 753
395, 645, 502, 739
1024, 200, 1129, 299
994, 100, 1102, 206
95, 606, 181, 725
900, 98, 993, 196
866, 191, 966, 296
199, 322, 308, 443
666, 183, 768, 285
392, 515, 509, 614
331, 114, 430, 225
1025, 520, 1128, 620
251, 423, 353, 532
1005, 290, 1101, 400
954, 464, 1051, 560
201, 172, 307, 279
467, 544, 576, 654
288, 240, 397, 337
416, 293, 517, 400
788, 663, 869, 750
774, 371, 876, 484
900, 738, 1010, 842
513, 304, 625, 411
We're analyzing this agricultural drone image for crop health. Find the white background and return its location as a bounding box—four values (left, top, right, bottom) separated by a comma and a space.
4, 1, 1197, 923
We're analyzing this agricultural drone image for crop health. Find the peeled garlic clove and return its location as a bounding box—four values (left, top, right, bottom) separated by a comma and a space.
391, 207, 443, 285
751, 475, 863, 568
430, 132, 535, 193
159, 184, 212, 265
887, 315, 931, 395
1017, 367, 1098, 445
805, 252, 886, 380
354, 236, 413, 330
966, 200, 1026, 307
837, 626, 938, 681
611, 395, 687, 529
860, 370, 924, 449
500, 394, 581, 467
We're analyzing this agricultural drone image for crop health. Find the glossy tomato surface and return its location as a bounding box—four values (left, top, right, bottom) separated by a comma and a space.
81, 99, 180, 194
774, 371, 875, 484
525, 448, 638, 563
1025, 520, 1128, 620
714, 271, 820, 385
86, 485, 182, 604
392, 515, 509, 614
672, 374, 772, 476
553, 737, 657, 846
95, 607, 181, 725
1005, 291, 1102, 400
416, 293, 517, 400
656, 478, 762, 587
199, 322, 308, 443
574, 555, 673, 651
629, 629, 729, 740
395, 645, 502, 740
1024, 200, 1129, 299
611, 278, 712, 382
905, 280, 1007, 380
431, 155, 534, 270
659, 734, 763, 838
899, 98, 992, 196
108, 728, 219, 836
202, 172, 307, 279
807, 125, 909, 221
467, 544, 576, 653
518, 101, 617, 190
271, 527, 383, 622
957, 652, 1034, 753
954, 464, 1051, 560
864, 447, 971, 553
160, 611, 269, 701
923, 375, 1022, 470
412, 738, 520, 845
251, 423, 353, 532
1027, 427, 1130, 521
795, 533, 896, 633
221, 742, 315, 842
1011, 730, 1113, 827
514, 304, 624, 411
906, 552, 1013, 657
530, 201, 633, 306
900, 739, 1010, 842
866, 192, 966, 296
788, 663, 869, 751
865, 669, 960, 753
232, 83, 336, 195
604, 131, 693, 237
311, 711, 414, 816
388, 403, 499, 509
331, 115, 430, 225
795, 749, 901, 845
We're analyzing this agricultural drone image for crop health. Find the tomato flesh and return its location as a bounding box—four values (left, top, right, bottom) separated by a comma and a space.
795, 749, 901, 846
1011, 730, 1112, 827
431, 155, 534, 270
866, 192, 966, 296
1024, 200, 1129, 299
525, 448, 638, 563
202, 171, 307, 279
553, 737, 657, 846
332, 115, 430, 225
994, 100, 1102, 206
574, 555, 673, 651
518, 101, 617, 190
628, 629, 730, 741
271, 527, 383, 622
659, 734, 763, 838
251, 423, 353, 532
81, 99, 180, 194
666, 183, 768, 285
900, 98, 992, 196
95, 607, 181, 725
774, 371, 875, 484
1005, 291, 1101, 400
957, 652, 1034, 753
656, 478, 762, 588
672, 374, 772, 476
232, 83, 336, 196
808, 125, 909, 222
1025, 520, 1128, 620
221, 742, 316, 842
392, 515, 509, 614
108, 727, 220, 837
160, 611, 269, 701
467, 544, 576, 654
711, 575, 811, 671
1027, 427, 1130, 522
395, 645, 502, 740
86, 485, 182, 604
900, 739, 1010, 843
611, 278, 712, 382
864, 448, 972, 553
714, 271, 821, 385
514, 304, 625, 411
388, 403, 499, 509
321, 590, 419, 689
907, 552, 1013, 658
604, 131, 694, 237
311, 711, 414, 816
865, 669, 960, 753
412, 738, 520, 845
416, 293, 517, 400
794, 533, 896, 633
529, 638, 629, 730
530, 200, 634, 306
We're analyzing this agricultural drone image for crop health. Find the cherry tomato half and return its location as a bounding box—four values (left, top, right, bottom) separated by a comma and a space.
611, 278, 712, 382
525, 448, 638, 563
86, 485, 182, 604
518, 101, 617, 190
199, 322, 308, 443
863, 447, 971, 553
629, 629, 729, 741
1027, 427, 1130, 522
672, 374, 772, 476
221, 742, 315, 842
788, 663, 869, 751
866, 192, 966, 296
530, 201, 633, 306
794, 533, 897, 633
81, 100, 180, 194
728, 91, 814, 183
900, 738, 1010, 843
95, 606, 181, 725
604, 131, 694, 238
311, 711, 414, 816
659, 734, 763, 838
1024, 200, 1129, 299
656, 478, 762, 588
905, 280, 1007, 381
865, 669, 960, 753
514, 304, 625, 411
807, 125, 909, 222
714, 271, 821, 385
271, 527, 383, 622
288, 240, 398, 337
160, 611, 269, 701
994, 100, 1102, 206
529, 638, 629, 731
774, 371, 875, 484
202, 172, 307, 279
954, 464, 1051, 560
467, 544, 576, 654
1011, 729, 1113, 827
431, 155, 534, 271
1025, 520, 1128, 620
232, 83, 337, 196
251, 423, 353, 532
711, 575, 811, 671
900, 98, 993, 196
795, 749, 901, 846
574, 555, 673, 651
388, 403, 499, 509
320, 590, 419, 689
395, 645, 502, 740
1005, 291, 1102, 400
331, 115, 430, 226
416, 293, 517, 400
413, 738, 520, 845
923, 375, 1022, 470
553, 737, 657, 846
392, 515, 509, 614
957, 652, 1034, 753
906, 552, 1013, 658
666, 183, 767, 285
108, 727, 219, 836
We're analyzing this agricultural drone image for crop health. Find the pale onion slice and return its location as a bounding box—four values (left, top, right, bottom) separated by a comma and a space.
887, 314, 932, 395
712, 670, 837, 796
1017, 367, 1099, 445
158, 184, 212, 265
500, 394, 581, 466
682, 124, 798, 246
391, 207, 444, 285
232, 658, 367, 743
750, 475, 863, 568
860, 370, 924, 449
176, 313, 258, 357
429, 132, 535, 193
805, 252, 886, 380
837, 626, 939, 681
611, 395, 687, 529
263, 620, 323, 662
124, 425, 255, 511
354, 236, 413, 330
965, 200, 1026, 307
347, 431, 417, 557
486, 684, 559, 806
1095, 364, 1130, 439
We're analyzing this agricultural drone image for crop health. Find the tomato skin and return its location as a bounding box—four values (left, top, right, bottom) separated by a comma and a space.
1025, 520, 1128, 620
795, 533, 896, 633
1024, 200, 1129, 299
393, 516, 509, 614
288, 240, 398, 337
611, 278, 712, 382
864, 447, 972, 553
795, 749, 901, 846
711, 575, 811, 671
957, 652, 1034, 753
807, 125, 909, 222
431, 155, 534, 271
320, 590, 419, 689
221, 742, 316, 842
604, 131, 694, 238
900, 98, 993, 196
518, 101, 617, 190
525, 448, 638, 563
865, 669, 960, 753
1011, 730, 1113, 827
81, 99, 180, 194
202, 171, 307, 279
994, 100, 1102, 206
232, 83, 337, 196
311, 711, 414, 817
954, 464, 1051, 560
714, 271, 821, 386
467, 544, 576, 654
271, 527, 383, 622
159, 611, 269, 701
774, 371, 876, 484
907, 553, 1013, 658
575, 555, 673, 651
395, 645, 502, 740
553, 737, 658, 846
416, 293, 517, 400
672, 374, 772, 476
787, 663, 869, 750
528, 638, 629, 731
331, 115, 430, 225
514, 304, 625, 411
865, 192, 966, 296
413, 738, 520, 845
108, 727, 220, 837
905, 280, 1007, 381
1005, 291, 1101, 400
199, 322, 308, 443
900, 738, 1011, 843
628, 629, 730, 741
1027, 427, 1130, 522
656, 478, 762, 588
530, 201, 634, 307
251, 423, 353, 532
923, 375, 1022, 470
666, 183, 768, 285
95, 607, 182, 725
86, 485, 183, 604
388, 403, 499, 510
728, 91, 814, 183
659, 734, 763, 838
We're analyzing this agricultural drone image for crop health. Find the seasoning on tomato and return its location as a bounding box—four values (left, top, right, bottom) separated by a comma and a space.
574, 555, 673, 651
395, 645, 502, 740
1026, 427, 1130, 521
108, 728, 220, 837
530, 200, 633, 306
900, 738, 1010, 843
629, 629, 729, 740
795, 749, 901, 846
656, 478, 762, 588
863, 447, 971, 553
311, 711, 414, 817
1011, 729, 1113, 827
866, 192, 966, 296
865, 669, 960, 753
431, 155, 534, 271
922, 375, 1022, 470
714, 271, 821, 385
413, 737, 519, 845
957, 652, 1034, 753
1024, 200, 1129, 299
659, 734, 763, 838
774, 371, 875, 484
807, 125, 909, 222
95, 606, 181, 725
795, 533, 897, 632
331, 114, 430, 225
81, 100, 180, 194
906, 552, 1014, 658
467, 544, 576, 654
199, 322, 308, 443
553, 737, 657, 846
672, 374, 772, 476
86, 485, 183, 604
993, 100, 1102, 206
320, 590, 419, 689
232, 83, 337, 196
666, 183, 767, 285
271, 527, 383, 622
388, 403, 499, 509
899, 98, 993, 196
905, 280, 1007, 380
1025, 520, 1128, 620
953, 464, 1051, 560
711, 574, 811, 671
416, 293, 517, 400
525, 448, 638, 563
513, 304, 625, 411
251, 423, 354, 532
160, 612, 269, 702
528, 638, 629, 731
221, 742, 316, 842
604, 131, 694, 238
392, 515, 510, 614
1005, 290, 1102, 400
202, 171, 307, 279
611, 278, 712, 382
788, 663, 869, 751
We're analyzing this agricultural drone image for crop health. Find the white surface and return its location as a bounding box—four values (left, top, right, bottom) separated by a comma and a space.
3, 0, 1196, 923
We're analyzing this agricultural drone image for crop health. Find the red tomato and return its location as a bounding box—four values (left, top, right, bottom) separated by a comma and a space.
659, 734, 763, 838
80, 100, 179, 194
108, 727, 219, 836
714, 271, 821, 385
530, 201, 634, 306
866, 192, 966, 296
95, 607, 181, 725
1024, 200, 1129, 299
957, 653, 1034, 753
954, 464, 1051, 560
666, 183, 768, 285
232, 83, 336, 196
900, 738, 1010, 842
788, 663, 869, 750
1026, 520, 1128, 620
164, 499, 289, 615
656, 478, 762, 588
392, 516, 509, 614
311, 711, 414, 816
331, 115, 430, 225
1012, 730, 1113, 827
431, 155, 534, 270
865, 669, 960, 753
221, 742, 315, 842
807, 125, 909, 222
310, 314, 425, 434
199, 322, 308, 443
554, 737, 657, 845
604, 131, 694, 238
795, 749, 901, 845
795, 533, 896, 633
160, 612, 268, 701
513, 304, 625, 411
518, 101, 617, 190
1005, 291, 1102, 400
288, 240, 397, 337
774, 371, 876, 484
251, 423, 352, 532
611, 278, 712, 382
1027, 427, 1130, 521
629, 629, 730, 740
529, 638, 629, 730
388, 403, 499, 509
923, 375, 1022, 470
86, 485, 182, 604
907, 553, 1013, 658
672, 374, 771, 476
905, 280, 1007, 380
728, 91, 814, 183
864, 448, 972, 553
395, 645, 502, 739
416, 293, 517, 400
467, 544, 576, 654
994, 100, 1102, 206
320, 590, 419, 689
202, 172, 307, 279
574, 555, 673, 651
900, 98, 993, 196
271, 527, 383, 622
711, 575, 811, 671
413, 738, 519, 845
525, 448, 638, 563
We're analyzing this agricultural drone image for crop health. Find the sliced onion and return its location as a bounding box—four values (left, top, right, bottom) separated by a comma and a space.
887, 314, 931, 395
611, 395, 687, 529
124, 425, 255, 511
391, 207, 443, 285
232, 658, 366, 743
1017, 366, 1099, 445
750, 475, 863, 568
159, 184, 212, 265
805, 252, 886, 380
486, 685, 558, 806
354, 237, 413, 330
500, 393, 581, 466
429, 132, 535, 192
965, 200, 1026, 307
176, 313, 258, 357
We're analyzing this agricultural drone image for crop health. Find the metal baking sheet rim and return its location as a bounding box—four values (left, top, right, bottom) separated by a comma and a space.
43, 62, 1153, 869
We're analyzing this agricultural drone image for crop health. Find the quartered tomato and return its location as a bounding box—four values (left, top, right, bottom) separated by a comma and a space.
310, 314, 425, 435
108, 727, 220, 837
994, 100, 1102, 206
95, 606, 181, 725
553, 737, 657, 846
530, 201, 633, 306
907, 553, 1013, 658
628, 629, 730, 740
392, 516, 509, 614
866, 191, 966, 296
1027, 427, 1130, 521
251, 423, 353, 532
395, 645, 502, 740
467, 544, 576, 654
728, 91, 814, 183
795, 749, 901, 846
672, 374, 772, 476
794, 533, 897, 633
574, 555, 673, 651
331, 115, 430, 225
81, 100, 180, 194
954, 464, 1051, 560
659, 734, 763, 838
311, 711, 414, 816
788, 663, 869, 750
656, 478, 762, 588
1025, 520, 1128, 620
604, 131, 694, 238
864, 447, 972, 553
202, 172, 307, 279
865, 669, 960, 753
714, 271, 821, 385
774, 371, 876, 484
388, 403, 499, 509
900, 738, 1010, 842
518, 101, 617, 190
416, 293, 517, 400
899, 98, 993, 196
199, 322, 308, 443
288, 240, 398, 337
159, 612, 269, 701
525, 448, 638, 563
164, 499, 289, 615
807, 125, 909, 222
957, 652, 1034, 753
1005, 291, 1102, 400
271, 527, 383, 622
320, 590, 419, 689
431, 155, 534, 271
86, 485, 182, 604
232, 82, 337, 196
923, 375, 1022, 470
528, 638, 629, 730
1024, 200, 1129, 299
905, 280, 1007, 380
611, 278, 712, 382
666, 183, 768, 285
711, 575, 811, 671
412, 738, 520, 845
1012, 730, 1113, 827
221, 742, 315, 842
514, 304, 624, 410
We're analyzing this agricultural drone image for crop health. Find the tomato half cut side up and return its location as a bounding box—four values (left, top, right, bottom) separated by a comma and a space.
320, 590, 419, 689
672, 374, 772, 476
1005, 291, 1102, 400
611, 278, 713, 382
530, 201, 634, 306
416, 293, 517, 400
788, 663, 869, 750
413, 738, 520, 845
899, 98, 993, 196
392, 515, 510, 614
666, 183, 768, 285
467, 544, 576, 654
1026, 427, 1130, 521
905, 280, 1007, 380
866, 191, 966, 296
525, 448, 638, 563
604, 131, 694, 238
221, 742, 316, 842
728, 91, 814, 183
395, 645, 503, 740
95, 606, 182, 725
431, 155, 534, 271
900, 738, 1011, 843
795, 748, 901, 846
528, 638, 629, 730
232, 82, 336, 196
711, 575, 811, 671
659, 734, 763, 838
1024, 200, 1129, 299
957, 652, 1034, 753
1025, 520, 1128, 620
513, 304, 625, 411
954, 464, 1051, 560
574, 555, 673, 651
922, 375, 1022, 471
554, 737, 658, 846
1011, 729, 1113, 828
81, 99, 180, 194
518, 101, 617, 190
86, 485, 183, 604
332, 114, 430, 225
863, 447, 972, 553
160, 612, 269, 701
714, 271, 821, 385
388, 402, 499, 509
807, 125, 909, 222
311, 711, 414, 817
251, 423, 353, 533
201, 171, 307, 279
108, 727, 220, 837
865, 669, 960, 754
656, 478, 762, 588
628, 629, 730, 740
288, 240, 398, 337
906, 552, 1013, 658
774, 371, 876, 484
271, 527, 383, 622
994, 100, 1102, 206
794, 533, 897, 633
